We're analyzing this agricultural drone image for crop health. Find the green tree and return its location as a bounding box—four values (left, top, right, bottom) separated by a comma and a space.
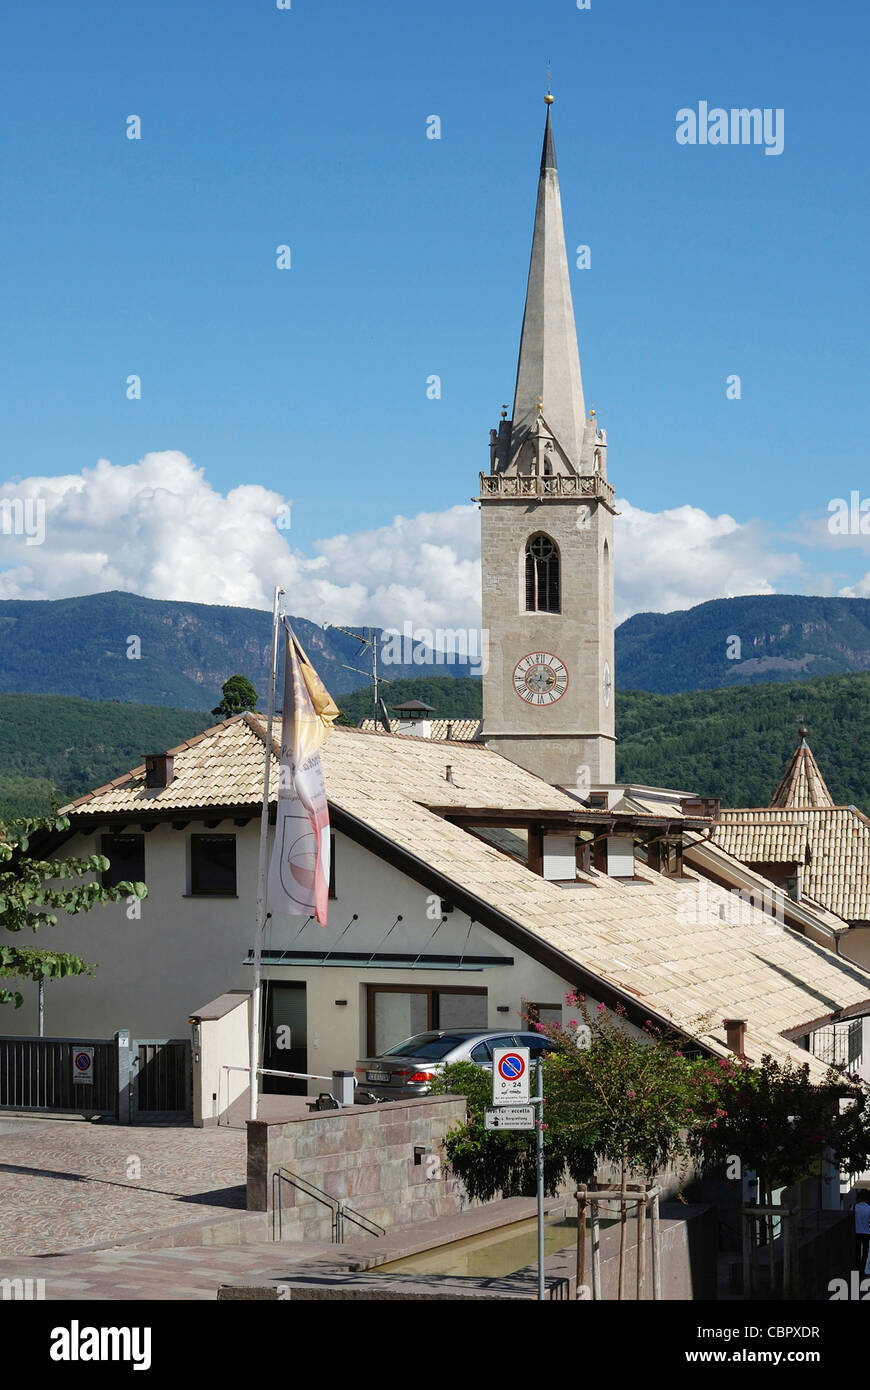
433, 1000, 710, 1295
0, 813, 147, 1007
688, 1052, 869, 1203
212, 674, 259, 719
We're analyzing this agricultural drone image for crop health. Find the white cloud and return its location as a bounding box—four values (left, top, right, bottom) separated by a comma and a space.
838, 573, 870, 599
0, 452, 811, 628
0, 452, 482, 627
612, 500, 803, 623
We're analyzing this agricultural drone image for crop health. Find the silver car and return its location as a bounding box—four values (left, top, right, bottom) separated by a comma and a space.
355, 1028, 551, 1101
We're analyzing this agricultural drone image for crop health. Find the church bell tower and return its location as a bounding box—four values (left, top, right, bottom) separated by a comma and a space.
478, 97, 616, 788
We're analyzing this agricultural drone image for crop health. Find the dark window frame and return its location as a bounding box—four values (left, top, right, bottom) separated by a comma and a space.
365, 983, 486, 1055
190, 832, 237, 897
524, 532, 560, 613
100, 833, 145, 889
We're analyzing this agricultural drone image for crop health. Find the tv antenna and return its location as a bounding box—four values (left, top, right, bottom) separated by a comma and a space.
326, 625, 391, 728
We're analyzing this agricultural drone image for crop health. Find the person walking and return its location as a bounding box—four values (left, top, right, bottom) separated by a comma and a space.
855, 1191, 870, 1273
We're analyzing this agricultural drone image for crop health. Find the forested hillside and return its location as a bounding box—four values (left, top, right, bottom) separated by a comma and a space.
2, 671, 869, 822
0, 694, 210, 818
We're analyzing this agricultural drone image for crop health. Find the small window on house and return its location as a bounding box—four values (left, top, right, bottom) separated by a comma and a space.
526, 1003, 562, 1028
101, 834, 145, 889
659, 839, 683, 877
525, 533, 560, 613
190, 834, 237, 896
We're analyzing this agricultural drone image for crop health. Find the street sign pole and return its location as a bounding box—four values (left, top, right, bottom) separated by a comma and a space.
536, 1056, 545, 1301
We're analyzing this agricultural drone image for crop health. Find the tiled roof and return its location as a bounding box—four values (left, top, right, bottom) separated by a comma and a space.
770, 737, 835, 809
713, 813, 811, 866
710, 733, 870, 922
713, 806, 870, 923
60, 715, 870, 1074
358, 718, 482, 741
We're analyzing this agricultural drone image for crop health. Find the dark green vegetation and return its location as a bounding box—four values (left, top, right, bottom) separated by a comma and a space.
618, 594, 870, 693
2, 671, 869, 822
0, 694, 211, 818
212, 673, 259, 719
614, 673, 870, 810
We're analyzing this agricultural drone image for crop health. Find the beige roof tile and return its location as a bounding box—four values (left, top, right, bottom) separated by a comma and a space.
60, 713, 870, 1076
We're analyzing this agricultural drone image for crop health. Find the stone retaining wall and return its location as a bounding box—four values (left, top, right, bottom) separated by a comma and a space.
247, 1095, 467, 1241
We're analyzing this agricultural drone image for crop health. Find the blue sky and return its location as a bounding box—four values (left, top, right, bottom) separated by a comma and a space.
1, 0, 869, 624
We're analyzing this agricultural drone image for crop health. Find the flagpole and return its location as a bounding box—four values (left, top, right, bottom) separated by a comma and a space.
249, 584, 284, 1122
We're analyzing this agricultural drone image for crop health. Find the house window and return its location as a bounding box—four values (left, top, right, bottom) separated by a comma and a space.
526, 1002, 562, 1028
101, 834, 145, 889
525, 533, 560, 613
659, 839, 683, 877
366, 985, 487, 1054
190, 834, 237, 896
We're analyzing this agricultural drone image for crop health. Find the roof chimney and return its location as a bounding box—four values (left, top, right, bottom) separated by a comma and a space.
145, 753, 175, 789
723, 1018, 747, 1056
445, 765, 454, 784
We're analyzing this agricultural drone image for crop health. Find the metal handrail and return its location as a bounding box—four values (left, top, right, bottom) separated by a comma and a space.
272, 1165, 384, 1242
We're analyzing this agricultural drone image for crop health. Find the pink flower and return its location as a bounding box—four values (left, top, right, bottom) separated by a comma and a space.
568, 1019, 579, 1029
596, 1003, 606, 1013
626, 1090, 636, 1099
533, 1022, 546, 1033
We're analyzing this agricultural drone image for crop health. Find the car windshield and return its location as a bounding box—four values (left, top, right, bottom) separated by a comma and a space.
380, 1032, 475, 1060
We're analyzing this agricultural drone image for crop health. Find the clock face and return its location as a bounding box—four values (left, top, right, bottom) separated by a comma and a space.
513, 652, 569, 705
603, 660, 612, 708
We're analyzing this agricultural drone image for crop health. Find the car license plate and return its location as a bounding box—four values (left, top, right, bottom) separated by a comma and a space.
366, 1071, 390, 1083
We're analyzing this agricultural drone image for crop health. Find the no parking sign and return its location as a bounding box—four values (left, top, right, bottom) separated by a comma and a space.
72, 1047, 94, 1086
492, 1046, 530, 1105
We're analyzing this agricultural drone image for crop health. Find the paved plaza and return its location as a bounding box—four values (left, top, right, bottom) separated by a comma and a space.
0, 1117, 248, 1257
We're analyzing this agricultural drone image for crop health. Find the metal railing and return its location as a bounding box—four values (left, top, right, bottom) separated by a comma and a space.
219, 1063, 341, 1122
272, 1166, 385, 1243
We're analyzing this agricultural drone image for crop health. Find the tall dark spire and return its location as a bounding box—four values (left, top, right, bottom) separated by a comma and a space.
540, 104, 557, 172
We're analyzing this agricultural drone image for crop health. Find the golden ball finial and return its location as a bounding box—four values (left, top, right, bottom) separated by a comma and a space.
544, 93, 554, 105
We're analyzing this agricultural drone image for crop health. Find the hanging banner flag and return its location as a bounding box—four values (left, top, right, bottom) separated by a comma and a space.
268, 619, 339, 926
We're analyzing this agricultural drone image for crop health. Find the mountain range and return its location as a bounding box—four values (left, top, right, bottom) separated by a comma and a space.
3, 591, 870, 709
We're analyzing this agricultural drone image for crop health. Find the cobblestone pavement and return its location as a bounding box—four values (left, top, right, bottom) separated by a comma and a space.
0, 1119, 247, 1256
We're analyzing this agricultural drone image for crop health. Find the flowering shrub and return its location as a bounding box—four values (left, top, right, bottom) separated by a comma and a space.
687, 1052, 867, 1199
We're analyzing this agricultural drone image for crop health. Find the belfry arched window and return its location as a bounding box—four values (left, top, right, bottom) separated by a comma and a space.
525, 533, 560, 613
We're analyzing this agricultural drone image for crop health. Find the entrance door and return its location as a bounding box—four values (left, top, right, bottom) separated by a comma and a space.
262, 982, 307, 1094
130, 1039, 191, 1121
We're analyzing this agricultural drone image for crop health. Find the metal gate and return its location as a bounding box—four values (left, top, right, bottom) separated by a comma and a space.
130, 1039, 192, 1121
0, 1035, 117, 1115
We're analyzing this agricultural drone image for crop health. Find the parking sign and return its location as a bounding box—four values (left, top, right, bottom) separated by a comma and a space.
72, 1047, 94, 1086
492, 1046, 530, 1105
